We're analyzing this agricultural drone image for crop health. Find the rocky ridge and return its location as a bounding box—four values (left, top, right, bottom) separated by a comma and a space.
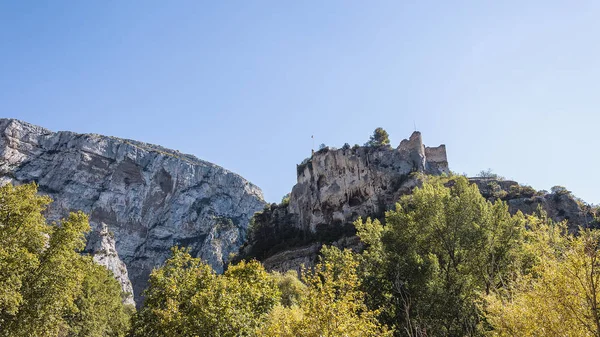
2, 119, 597, 302
85, 223, 135, 306
471, 178, 598, 231
240, 131, 450, 268
0, 118, 266, 303
289, 132, 448, 233
242, 133, 598, 273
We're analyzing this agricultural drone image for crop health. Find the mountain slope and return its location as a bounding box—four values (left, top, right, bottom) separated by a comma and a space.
0, 119, 266, 303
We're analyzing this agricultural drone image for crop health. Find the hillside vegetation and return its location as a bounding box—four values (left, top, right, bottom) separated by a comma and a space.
0, 184, 132, 337
2, 176, 600, 336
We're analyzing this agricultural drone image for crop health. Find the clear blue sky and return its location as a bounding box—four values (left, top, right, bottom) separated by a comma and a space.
1, 1, 599, 204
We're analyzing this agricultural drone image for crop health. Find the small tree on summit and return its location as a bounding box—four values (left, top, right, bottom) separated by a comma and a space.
365, 127, 390, 147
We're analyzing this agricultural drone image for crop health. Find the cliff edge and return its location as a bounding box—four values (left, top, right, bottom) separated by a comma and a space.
0, 118, 266, 303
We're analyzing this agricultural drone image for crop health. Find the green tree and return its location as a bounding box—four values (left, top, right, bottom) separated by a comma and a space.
550, 185, 571, 195
355, 176, 528, 336
476, 168, 504, 180
271, 270, 306, 307
256, 246, 391, 337
0, 183, 51, 318
0, 183, 132, 337
280, 193, 291, 207
64, 257, 133, 337
131, 247, 280, 337
6, 211, 91, 337
483, 219, 600, 337
366, 127, 390, 147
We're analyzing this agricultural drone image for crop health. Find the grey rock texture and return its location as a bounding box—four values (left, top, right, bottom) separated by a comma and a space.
240, 131, 449, 268
84, 223, 135, 306
0, 118, 266, 304
243, 134, 597, 273
289, 131, 448, 232
470, 178, 598, 231
261, 236, 362, 273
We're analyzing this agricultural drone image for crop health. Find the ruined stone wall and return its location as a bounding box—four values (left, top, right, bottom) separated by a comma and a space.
397, 131, 425, 171
424, 145, 449, 174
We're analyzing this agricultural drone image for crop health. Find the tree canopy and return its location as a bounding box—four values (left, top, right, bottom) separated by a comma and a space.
131, 247, 280, 337
255, 246, 391, 337
2, 176, 599, 337
355, 176, 530, 336
366, 127, 391, 147
0, 183, 132, 337
133, 246, 390, 337
483, 218, 600, 337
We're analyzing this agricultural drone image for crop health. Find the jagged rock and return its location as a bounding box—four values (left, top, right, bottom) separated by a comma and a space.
85, 223, 135, 306
241, 131, 448, 267
289, 131, 448, 232
470, 178, 598, 231
0, 118, 266, 304
261, 243, 321, 273
261, 236, 362, 273
244, 134, 597, 273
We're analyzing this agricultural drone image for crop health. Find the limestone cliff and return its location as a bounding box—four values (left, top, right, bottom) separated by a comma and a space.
241, 132, 597, 273
84, 223, 135, 306
289, 131, 448, 233
240, 131, 449, 266
0, 119, 266, 303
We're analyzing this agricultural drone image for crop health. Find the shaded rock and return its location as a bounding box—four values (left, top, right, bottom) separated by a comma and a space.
262, 236, 363, 273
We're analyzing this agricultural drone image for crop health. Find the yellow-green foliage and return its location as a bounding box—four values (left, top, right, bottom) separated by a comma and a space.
271, 270, 306, 307
256, 246, 391, 337
355, 176, 529, 336
135, 245, 389, 336
366, 127, 391, 147
65, 258, 134, 337
483, 219, 600, 337
0, 183, 131, 337
0, 183, 50, 317
131, 248, 280, 337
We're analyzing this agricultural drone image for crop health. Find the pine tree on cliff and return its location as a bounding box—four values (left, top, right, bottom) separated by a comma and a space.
365, 127, 390, 147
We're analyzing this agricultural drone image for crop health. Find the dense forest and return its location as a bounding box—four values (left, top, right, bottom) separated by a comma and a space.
1, 176, 600, 336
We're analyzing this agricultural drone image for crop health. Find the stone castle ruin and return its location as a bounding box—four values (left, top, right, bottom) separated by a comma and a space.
289, 131, 449, 232
240, 131, 449, 269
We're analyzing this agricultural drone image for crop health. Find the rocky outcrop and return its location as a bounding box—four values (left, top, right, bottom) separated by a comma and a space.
0, 119, 266, 304
84, 223, 135, 306
256, 177, 598, 273
290, 131, 448, 233
470, 178, 598, 231
240, 131, 449, 266
242, 132, 597, 273
262, 236, 362, 273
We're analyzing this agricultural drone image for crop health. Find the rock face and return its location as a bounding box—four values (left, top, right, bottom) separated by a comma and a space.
242, 133, 597, 273
470, 178, 598, 231
0, 119, 266, 303
240, 132, 449, 268
85, 223, 135, 306
289, 131, 449, 232
261, 236, 362, 274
